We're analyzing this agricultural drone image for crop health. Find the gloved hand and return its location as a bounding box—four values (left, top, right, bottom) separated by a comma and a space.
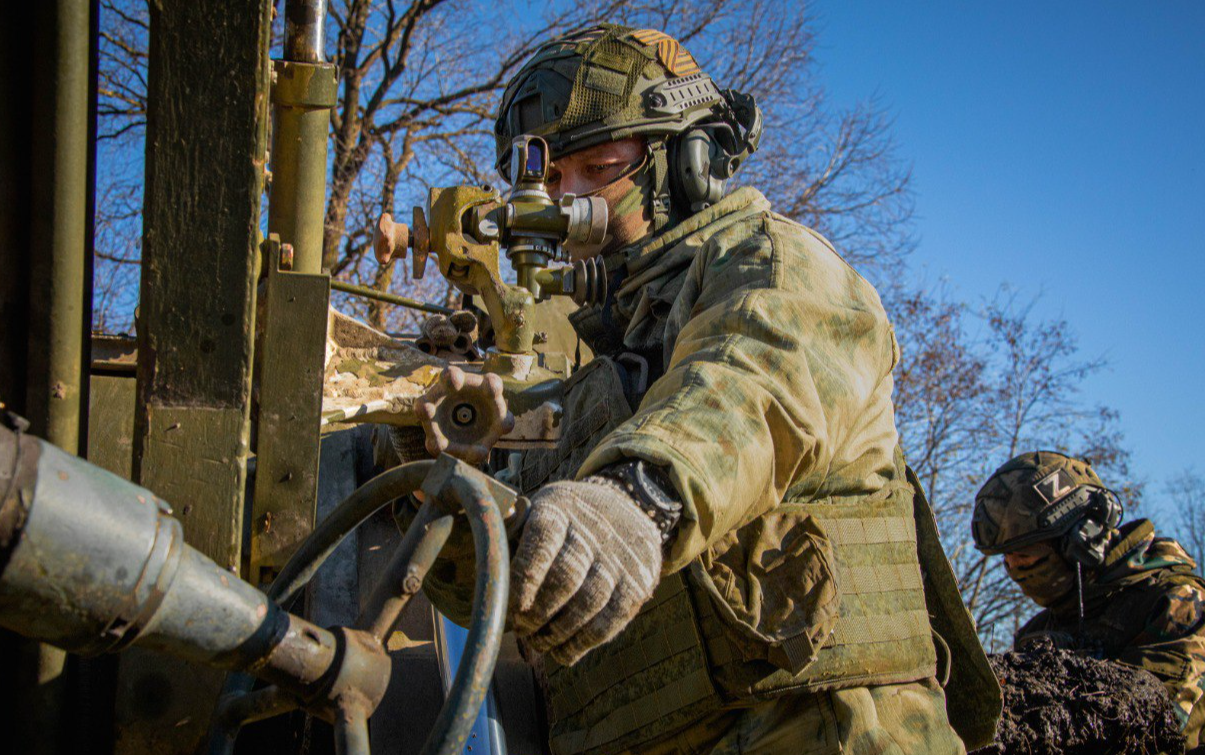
510, 477, 662, 665
1015, 629, 1080, 651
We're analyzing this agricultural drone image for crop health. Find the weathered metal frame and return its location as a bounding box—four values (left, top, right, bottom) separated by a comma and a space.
121, 1, 275, 751
250, 236, 332, 584
246, 0, 341, 585
2, 422, 513, 755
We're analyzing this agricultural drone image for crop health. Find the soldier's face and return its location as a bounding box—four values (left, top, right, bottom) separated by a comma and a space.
546, 137, 646, 198
1004, 540, 1077, 606
547, 137, 654, 260
1003, 542, 1055, 571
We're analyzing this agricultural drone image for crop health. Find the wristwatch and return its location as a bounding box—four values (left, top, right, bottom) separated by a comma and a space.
594, 459, 683, 547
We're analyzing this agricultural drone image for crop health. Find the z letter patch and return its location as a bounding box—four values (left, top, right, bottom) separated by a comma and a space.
1034, 468, 1076, 506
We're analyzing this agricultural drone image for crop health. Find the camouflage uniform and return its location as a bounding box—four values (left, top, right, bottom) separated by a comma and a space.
409, 23, 1000, 755
415, 187, 999, 755
1015, 519, 1205, 747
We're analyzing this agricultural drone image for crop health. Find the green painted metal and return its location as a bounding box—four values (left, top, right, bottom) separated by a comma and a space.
87, 375, 136, 480
246, 2, 340, 586
269, 59, 337, 274
26, 0, 91, 457
122, 1, 274, 752
250, 236, 331, 584
135, 0, 271, 569
4, 1, 97, 753
331, 279, 455, 315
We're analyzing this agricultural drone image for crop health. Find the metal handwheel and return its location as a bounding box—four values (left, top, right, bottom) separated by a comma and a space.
0, 421, 515, 755
207, 454, 516, 755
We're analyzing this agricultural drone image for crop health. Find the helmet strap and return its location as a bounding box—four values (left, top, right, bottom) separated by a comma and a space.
649, 140, 673, 232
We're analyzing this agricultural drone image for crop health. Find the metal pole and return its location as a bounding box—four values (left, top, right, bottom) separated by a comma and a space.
269, 0, 335, 274
331, 279, 455, 316
17, 1, 93, 752
285, 0, 327, 63
28, 0, 91, 454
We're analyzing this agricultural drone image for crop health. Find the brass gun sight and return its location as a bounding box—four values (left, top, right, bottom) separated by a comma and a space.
372, 135, 608, 357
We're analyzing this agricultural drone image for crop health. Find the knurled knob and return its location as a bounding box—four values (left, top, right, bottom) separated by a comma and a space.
569, 256, 608, 307
415, 366, 514, 466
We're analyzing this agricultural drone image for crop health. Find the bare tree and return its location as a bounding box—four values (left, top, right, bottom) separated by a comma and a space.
894, 289, 1140, 648
889, 283, 990, 522
92, 0, 149, 332
1168, 469, 1205, 573
94, 0, 916, 331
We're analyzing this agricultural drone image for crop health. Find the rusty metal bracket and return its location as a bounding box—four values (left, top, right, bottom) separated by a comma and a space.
250, 234, 331, 585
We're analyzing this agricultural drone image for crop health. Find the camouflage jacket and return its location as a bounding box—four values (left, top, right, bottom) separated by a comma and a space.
572, 186, 903, 578
1016, 520, 1205, 744
420, 186, 905, 606
408, 186, 1002, 752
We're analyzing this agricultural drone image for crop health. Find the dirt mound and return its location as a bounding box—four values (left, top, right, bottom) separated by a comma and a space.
970, 637, 1186, 755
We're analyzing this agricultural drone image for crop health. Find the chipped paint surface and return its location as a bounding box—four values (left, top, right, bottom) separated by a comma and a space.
322, 308, 452, 427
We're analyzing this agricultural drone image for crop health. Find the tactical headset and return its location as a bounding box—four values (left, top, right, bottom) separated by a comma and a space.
1037, 484, 1124, 568
666, 88, 763, 214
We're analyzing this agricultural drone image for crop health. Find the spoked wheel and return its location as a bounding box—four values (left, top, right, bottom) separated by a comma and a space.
208, 455, 517, 755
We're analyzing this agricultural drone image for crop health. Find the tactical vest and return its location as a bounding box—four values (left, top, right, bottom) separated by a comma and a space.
516, 355, 939, 755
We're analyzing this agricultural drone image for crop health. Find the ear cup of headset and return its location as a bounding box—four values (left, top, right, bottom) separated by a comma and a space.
1062, 519, 1109, 567
669, 129, 726, 213
1060, 489, 1123, 568
666, 90, 764, 215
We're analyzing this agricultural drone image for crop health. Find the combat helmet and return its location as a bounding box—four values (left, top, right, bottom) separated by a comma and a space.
972, 450, 1122, 567
494, 24, 763, 229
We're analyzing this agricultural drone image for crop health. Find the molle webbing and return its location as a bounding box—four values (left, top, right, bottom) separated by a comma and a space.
543, 479, 936, 755
525, 352, 934, 754
545, 576, 722, 755
698, 481, 936, 700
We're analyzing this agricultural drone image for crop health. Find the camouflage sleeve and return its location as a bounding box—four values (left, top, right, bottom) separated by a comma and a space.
577, 213, 900, 572
1117, 580, 1205, 729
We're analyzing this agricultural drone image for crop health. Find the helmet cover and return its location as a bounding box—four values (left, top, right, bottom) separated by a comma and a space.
494, 24, 729, 175
972, 450, 1112, 555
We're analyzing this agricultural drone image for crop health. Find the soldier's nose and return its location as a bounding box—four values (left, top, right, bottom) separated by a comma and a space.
555, 170, 593, 199
1004, 552, 1034, 570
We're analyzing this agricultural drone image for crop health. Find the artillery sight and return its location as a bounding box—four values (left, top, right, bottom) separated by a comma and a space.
374, 135, 608, 357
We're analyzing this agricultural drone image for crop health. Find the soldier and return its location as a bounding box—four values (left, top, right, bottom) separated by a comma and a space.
405, 24, 999, 755
973, 450, 1205, 746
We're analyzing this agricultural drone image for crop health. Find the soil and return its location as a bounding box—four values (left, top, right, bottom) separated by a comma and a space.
970, 637, 1186, 755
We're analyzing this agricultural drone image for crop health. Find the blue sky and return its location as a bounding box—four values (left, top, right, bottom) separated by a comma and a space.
812, 1, 1205, 500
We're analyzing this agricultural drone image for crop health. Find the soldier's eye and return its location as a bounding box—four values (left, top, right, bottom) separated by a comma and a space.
546, 168, 562, 185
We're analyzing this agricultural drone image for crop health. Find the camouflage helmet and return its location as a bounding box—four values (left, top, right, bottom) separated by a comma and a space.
972, 451, 1120, 557
495, 24, 762, 225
